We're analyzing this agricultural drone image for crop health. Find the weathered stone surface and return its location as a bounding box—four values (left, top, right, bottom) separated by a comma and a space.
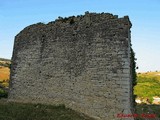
9, 12, 133, 120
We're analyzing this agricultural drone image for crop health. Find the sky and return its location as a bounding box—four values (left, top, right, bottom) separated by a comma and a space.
0, 0, 160, 72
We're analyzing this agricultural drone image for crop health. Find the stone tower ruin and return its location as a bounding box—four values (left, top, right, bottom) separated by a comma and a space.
9, 12, 133, 120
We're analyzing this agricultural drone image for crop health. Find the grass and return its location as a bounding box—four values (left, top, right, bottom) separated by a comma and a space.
0, 101, 94, 120
135, 104, 160, 120
134, 72, 160, 119
0, 89, 8, 98
0, 101, 159, 120
134, 72, 160, 102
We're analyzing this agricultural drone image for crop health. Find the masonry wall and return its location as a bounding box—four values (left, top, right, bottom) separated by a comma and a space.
9, 12, 133, 120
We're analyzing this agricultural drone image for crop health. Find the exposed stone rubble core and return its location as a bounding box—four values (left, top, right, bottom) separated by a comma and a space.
9, 12, 133, 120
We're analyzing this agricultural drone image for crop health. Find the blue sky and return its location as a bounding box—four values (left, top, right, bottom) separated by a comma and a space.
0, 0, 160, 72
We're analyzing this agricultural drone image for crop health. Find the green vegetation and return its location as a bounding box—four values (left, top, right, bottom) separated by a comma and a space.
0, 62, 10, 68
0, 58, 10, 97
0, 58, 11, 68
0, 58, 10, 62
0, 102, 94, 120
130, 47, 137, 86
130, 46, 137, 106
0, 88, 8, 98
56, 16, 76, 24
135, 104, 160, 120
0, 101, 159, 120
134, 72, 160, 103
0, 61, 11, 68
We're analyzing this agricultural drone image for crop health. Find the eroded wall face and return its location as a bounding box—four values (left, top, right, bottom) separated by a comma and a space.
9, 13, 133, 120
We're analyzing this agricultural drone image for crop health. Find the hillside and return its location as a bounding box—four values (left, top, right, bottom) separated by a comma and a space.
0, 101, 95, 120
134, 71, 160, 103
0, 58, 10, 88
0, 58, 11, 67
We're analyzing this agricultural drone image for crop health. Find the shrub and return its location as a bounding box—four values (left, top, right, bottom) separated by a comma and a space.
0, 88, 8, 98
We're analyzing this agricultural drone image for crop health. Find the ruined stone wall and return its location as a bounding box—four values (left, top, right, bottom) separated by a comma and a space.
9, 12, 133, 120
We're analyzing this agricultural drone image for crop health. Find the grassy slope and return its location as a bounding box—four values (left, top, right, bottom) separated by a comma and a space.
0, 101, 94, 120
0, 67, 10, 87
0, 101, 159, 120
136, 104, 160, 120
0, 58, 10, 62
134, 72, 160, 102
0, 67, 10, 80
0, 59, 10, 87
